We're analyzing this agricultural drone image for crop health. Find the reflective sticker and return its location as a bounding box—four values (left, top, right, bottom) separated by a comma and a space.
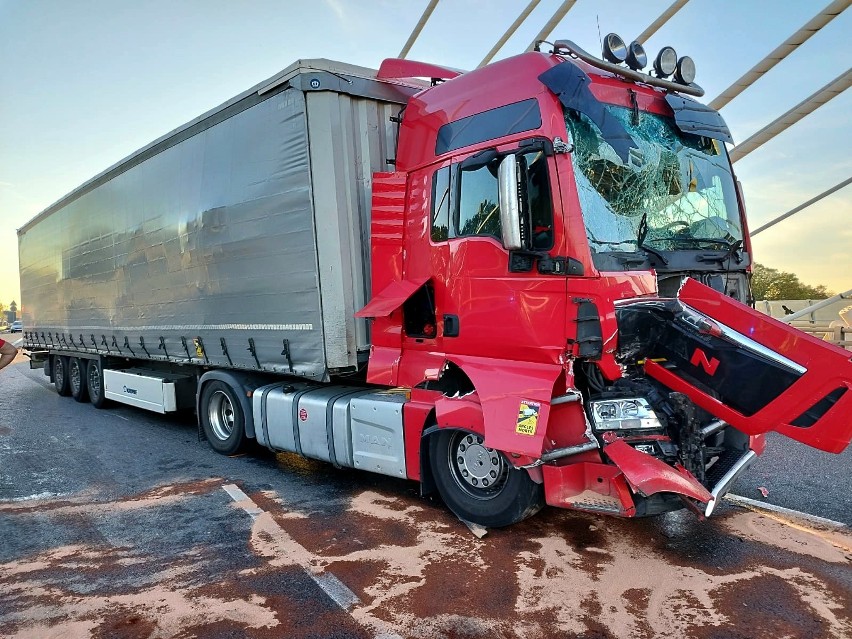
516, 400, 541, 436
193, 338, 205, 359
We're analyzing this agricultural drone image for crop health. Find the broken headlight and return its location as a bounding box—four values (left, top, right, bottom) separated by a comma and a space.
589, 397, 663, 431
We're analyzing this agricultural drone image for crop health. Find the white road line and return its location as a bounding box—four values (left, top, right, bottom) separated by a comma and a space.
726, 494, 847, 529
221, 484, 362, 610
13, 338, 23, 347
0, 491, 72, 503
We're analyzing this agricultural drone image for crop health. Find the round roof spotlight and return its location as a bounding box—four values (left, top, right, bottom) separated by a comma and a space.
602, 33, 627, 64
653, 46, 677, 78
675, 56, 696, 84
626, 41, 647, 71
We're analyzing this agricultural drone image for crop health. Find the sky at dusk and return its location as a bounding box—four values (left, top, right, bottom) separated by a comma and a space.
1, 0, 850, 308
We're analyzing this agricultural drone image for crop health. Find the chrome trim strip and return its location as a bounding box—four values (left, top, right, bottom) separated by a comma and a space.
540, 441, 599, 463
680, 305, 807, 375
704, 450, 758, 517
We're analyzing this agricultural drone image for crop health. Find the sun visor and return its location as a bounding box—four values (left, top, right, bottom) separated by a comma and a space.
538, 63, 634, 162
355, 277, 429, 318
665, 95, 734, 144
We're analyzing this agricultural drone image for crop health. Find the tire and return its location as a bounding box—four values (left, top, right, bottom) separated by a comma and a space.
200, 380, 247, 455
87, 359, 109, 408
53, 356, 71, 397
428, 429, 544, 528
69, 358, 89, 403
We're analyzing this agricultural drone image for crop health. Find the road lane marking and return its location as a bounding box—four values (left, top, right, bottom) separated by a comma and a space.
727, 494, 847, 529
221, 483, 364, 612
1, 491, 72, 503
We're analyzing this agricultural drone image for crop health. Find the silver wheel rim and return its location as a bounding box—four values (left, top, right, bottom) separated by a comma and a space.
448, 432, 509, 500
55, 359, 65, 386
70, 361, 81, 392
88, 365, 101, 398
208, 390, 235, 441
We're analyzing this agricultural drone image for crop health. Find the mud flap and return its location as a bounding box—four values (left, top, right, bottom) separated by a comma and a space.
603, 439, 712, 504
619, 279, 852, 454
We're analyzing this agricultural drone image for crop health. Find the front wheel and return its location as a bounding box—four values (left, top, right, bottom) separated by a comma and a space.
428, 429, 544, 528
200, 381, 247, 455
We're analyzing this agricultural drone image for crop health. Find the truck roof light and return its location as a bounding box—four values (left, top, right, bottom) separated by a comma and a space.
602, 33, 627, 64
675, 56, 696, 85
653, 46, 677, 78
626, 41, 647, 71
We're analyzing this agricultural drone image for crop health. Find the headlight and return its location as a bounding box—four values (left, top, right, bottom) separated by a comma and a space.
589, 397, 663, 430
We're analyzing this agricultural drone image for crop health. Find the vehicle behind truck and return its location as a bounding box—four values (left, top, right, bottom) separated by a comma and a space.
20, 35, 852, 527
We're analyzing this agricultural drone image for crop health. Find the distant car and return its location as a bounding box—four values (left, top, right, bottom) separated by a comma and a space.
10, 321, 22, 333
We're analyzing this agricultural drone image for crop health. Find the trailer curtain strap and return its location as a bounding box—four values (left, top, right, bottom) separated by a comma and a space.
538, 63, 634, 162
355, 277, 430, 318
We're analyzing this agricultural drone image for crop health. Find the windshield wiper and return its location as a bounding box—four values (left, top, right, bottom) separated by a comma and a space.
636, 211, 670, 266
692, 239, 744, 264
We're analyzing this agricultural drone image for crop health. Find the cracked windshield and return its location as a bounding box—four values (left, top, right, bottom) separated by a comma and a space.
565, 105, 742, 258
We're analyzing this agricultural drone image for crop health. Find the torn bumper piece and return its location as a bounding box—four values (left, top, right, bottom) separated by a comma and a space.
541, 439, 718, 518
603, 439, 712, 504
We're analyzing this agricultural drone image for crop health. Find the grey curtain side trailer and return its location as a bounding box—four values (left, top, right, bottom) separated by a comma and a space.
18, 59, 421, 383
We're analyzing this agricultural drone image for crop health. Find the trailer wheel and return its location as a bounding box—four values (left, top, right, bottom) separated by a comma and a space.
87, 360, 109, 408
53, 356, 71, 397
69, 358, 89, 403
200, 381, 246, 455
428, 429, 544, 528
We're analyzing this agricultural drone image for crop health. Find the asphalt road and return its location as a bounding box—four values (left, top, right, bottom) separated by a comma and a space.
1, 343, 851, 638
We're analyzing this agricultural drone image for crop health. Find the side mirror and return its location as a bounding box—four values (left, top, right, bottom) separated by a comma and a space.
498, 154, 523, 250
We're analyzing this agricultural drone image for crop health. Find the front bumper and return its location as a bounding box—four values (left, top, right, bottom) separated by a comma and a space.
541, 441, 757, 519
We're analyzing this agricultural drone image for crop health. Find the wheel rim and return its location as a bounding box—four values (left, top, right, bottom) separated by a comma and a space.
447, 432, 509, 500
88, 364, 101, 399
55, 359, 65, 386
208, 390, 235, 441
70, 361, 81, 392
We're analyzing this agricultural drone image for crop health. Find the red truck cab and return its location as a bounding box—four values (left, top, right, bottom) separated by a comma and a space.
358, 40, 852, 526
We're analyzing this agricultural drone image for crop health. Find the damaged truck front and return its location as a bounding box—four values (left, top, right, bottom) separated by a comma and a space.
366, 36, 852, 526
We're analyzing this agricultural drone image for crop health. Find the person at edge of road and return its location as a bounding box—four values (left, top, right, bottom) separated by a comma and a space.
0, 338, 18, 372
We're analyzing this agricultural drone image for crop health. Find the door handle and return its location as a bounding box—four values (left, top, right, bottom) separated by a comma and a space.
443, 314, 460, 338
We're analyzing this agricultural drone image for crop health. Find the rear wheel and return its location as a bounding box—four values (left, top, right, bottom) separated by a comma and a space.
69, 358, 89, 403
200, 381, 246, 455
87, 359, 109, 408
53, 356, 71, 397
428, 429, 544, 528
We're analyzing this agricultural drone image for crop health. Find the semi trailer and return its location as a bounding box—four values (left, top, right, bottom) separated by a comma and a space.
19, 36, 852, 527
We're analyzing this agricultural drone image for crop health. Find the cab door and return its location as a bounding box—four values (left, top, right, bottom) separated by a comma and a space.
438, 144, 568, 366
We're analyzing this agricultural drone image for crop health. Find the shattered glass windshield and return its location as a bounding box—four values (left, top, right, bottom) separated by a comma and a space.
565, 105, 742, 256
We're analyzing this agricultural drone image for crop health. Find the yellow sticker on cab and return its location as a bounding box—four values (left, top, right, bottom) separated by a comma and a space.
516, 400, 541, 436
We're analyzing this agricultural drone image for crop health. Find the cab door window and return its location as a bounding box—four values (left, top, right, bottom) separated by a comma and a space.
457, 163, 500, 239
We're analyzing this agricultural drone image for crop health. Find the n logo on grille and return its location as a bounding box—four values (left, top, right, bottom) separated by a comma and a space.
690, 348, 720, 376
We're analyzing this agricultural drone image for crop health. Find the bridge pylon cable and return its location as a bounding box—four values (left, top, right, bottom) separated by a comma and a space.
729, 67, 852, 163
399, 0, 440, 59
479, 0, 541, 68
526, 0, 578, 52
709, 0, 851, 111
635, 0, 690, 45
750, 176, 852, 237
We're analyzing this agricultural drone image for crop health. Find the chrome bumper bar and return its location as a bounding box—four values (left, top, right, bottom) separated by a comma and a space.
704, 450, 758, 517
